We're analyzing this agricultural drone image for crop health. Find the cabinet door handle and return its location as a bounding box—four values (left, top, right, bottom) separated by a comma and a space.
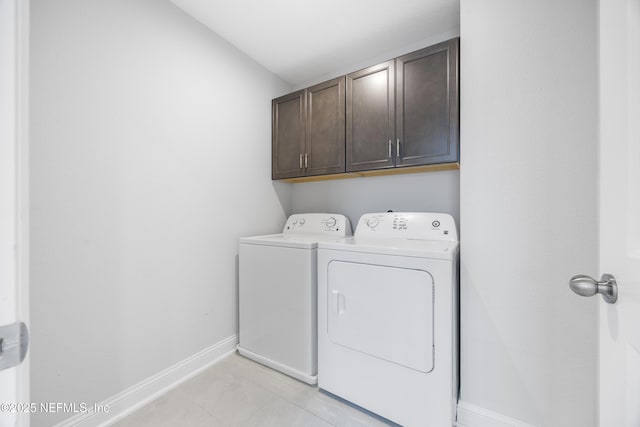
299, 153, 303, 169
304, 153, 309, 168
397, 138, 401, 158
388, 140, 392, 158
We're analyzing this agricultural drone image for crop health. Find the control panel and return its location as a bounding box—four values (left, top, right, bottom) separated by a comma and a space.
354, 212, 457, 241
283, 214, 352, 236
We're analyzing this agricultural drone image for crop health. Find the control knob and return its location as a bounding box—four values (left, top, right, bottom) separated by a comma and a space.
326, 217, 337, 227
366, 218, 379, 228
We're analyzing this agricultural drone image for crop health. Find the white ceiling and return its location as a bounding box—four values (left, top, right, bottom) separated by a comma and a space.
170, 0, 460, 87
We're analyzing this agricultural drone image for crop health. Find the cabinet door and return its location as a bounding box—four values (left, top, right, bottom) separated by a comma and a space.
306, 77, 345, 176
346, 61, 395, 172
272, 90, 306, 179
396, 38, 459, 167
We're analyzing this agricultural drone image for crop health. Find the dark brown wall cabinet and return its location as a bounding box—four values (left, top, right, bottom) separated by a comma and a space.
272, 37, 459, 180
347, 38, 459, 172
272, 77, 345, 179
346, 60, 396, 171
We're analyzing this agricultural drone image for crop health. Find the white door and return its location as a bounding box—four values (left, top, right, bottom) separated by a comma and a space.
597, 0, 640, 425
0, 0, 29, 426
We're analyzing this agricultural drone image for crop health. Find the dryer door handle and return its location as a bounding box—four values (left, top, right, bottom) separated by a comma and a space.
331, 290, 346, 315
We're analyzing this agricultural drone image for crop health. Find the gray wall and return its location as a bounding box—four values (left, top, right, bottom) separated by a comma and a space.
29, 0, 290, 425
459, 0, 598, 425
291, 170, 460, 230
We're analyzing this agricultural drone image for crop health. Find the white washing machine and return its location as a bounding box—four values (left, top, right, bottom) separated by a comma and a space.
318, 212, 459, 426
238, 213, 352, 384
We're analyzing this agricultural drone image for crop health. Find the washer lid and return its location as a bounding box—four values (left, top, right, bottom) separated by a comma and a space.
240, 213, 353, 248
318, 237, 459, 260
240, 233, 351, 249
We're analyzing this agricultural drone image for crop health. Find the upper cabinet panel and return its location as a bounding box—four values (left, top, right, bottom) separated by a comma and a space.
306, 77, 346, 176
272, 90, 306, 179
396, 38, 459, 167
346, 61, 396, 172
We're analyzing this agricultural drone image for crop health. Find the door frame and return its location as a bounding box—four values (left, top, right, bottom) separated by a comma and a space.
597, 0, 640, 425
1, 0, 30, 425
17, 0, 30, 423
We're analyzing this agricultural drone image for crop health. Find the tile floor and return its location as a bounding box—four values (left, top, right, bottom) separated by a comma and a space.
114, 352, 395, 427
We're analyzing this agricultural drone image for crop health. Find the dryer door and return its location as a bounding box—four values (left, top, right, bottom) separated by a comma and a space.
326, 260, 434, 372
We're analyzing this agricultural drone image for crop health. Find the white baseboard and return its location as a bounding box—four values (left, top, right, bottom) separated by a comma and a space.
54, 334, 238, 427
237, 345, 317, 385
456, 401, 537, 427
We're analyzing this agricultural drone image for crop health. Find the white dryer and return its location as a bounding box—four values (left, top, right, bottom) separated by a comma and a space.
238, 214, 352, 384
317, 212, 459, 426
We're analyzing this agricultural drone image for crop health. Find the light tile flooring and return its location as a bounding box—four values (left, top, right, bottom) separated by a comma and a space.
114, 353, 395, 427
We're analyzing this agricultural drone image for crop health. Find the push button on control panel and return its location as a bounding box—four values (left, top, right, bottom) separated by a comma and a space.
289, 217, 307, 230
393, 214, 408, 230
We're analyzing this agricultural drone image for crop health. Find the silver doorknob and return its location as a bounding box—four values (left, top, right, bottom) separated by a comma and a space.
569, 273, 617, 304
